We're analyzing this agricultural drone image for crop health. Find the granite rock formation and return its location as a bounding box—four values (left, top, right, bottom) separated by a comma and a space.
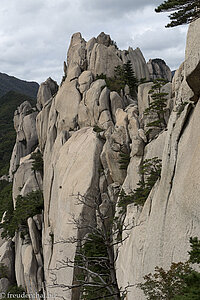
1, 25, 200, 300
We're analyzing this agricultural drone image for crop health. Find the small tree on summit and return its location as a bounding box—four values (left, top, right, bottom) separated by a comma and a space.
96, 60, 138, 98
155, 0, 200, 27
115, 60, 138, 98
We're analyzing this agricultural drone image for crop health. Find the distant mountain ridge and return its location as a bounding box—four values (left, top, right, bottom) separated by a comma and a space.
0, 72, 39, 99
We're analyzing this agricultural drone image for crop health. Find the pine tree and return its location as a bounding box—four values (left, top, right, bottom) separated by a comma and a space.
155, 0, 200, 27
144, 78, 168, 133
96, 60, 138, 98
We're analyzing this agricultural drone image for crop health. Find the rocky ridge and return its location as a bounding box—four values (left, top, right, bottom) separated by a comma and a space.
0, 27, 199, 300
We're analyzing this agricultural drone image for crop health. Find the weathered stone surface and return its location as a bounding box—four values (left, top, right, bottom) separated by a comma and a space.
0, 240, 14, 283
0, 278, 10, 293
36, 98, 52, 152
55, 79, 81, 132
9, 101, 38, 180
96, 32, 113, 47
37, 78, 58, 111
138, 81, 172, 139
117, 101, 200, 299
8, 29, 200, 300
98, 110, 113, 130
66, 64, 81, 82
173, 62, 194, 107
185, 18, 200, 99
110, 92, 124, 123
33, 214, 43, 231
86, 37, 97, 63
147, 58, 172, 82
137, 82, 153, 116
89, 43, 122, 77
78, 70, 93, 94
22, 244, 38, 296
144, 130, 167, 160
15, 233, 25, 288
67, 32, 87, 77
12, 153, 42, 208
101, 110, 130, 185
122, 47, 150, 80
43, 128, 103, 299
122, 155, 142, 194
27, 218, 40, 255
99, 87, 110, 113
78, 79, 106, 128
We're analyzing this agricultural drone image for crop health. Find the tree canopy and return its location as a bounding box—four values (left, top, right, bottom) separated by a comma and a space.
155, 0, 200, 27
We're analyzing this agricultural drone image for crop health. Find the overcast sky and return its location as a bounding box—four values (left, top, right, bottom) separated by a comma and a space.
0, 0, 188, 84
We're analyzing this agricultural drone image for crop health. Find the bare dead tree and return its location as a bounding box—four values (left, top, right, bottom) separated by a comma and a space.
48, 193, 133, 300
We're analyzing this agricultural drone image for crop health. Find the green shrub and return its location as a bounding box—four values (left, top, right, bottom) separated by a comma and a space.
118, 157, 162, 213
177, 102, 188, 117
4, 285, 28, 299
137, 262, 193, 300
118, 152, 130, 170
138, 237, 200, 300
93, 125, 104, 133
30, 150, 43, 176
188, 237, 200, 264
0, 190, 43, 239
75, 233, 111, 300
0, 181, 13, 222
96, 60, 138, 98
144, 78, 168, 134
0, 263, 8, 279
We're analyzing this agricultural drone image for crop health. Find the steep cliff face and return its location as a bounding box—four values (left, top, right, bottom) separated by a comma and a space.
2, 26, 200, 300
116, 19, 200, 299
147, 58, 172, 81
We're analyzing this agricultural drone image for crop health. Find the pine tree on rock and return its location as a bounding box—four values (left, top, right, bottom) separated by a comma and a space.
156, 0, 200, 27
144, 78, 168, 133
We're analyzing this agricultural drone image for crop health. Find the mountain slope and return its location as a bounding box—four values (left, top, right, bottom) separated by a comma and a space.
0, 72, 39, 99
0, 91, 36, 176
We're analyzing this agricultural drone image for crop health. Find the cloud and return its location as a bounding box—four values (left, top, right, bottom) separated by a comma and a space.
0, 0, 188, 84
80, 0, 161, 18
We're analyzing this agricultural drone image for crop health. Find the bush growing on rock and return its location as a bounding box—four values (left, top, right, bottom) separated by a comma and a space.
0, 190, 43, 239
4, 285, 28, 299
118, 151, 130, 170
0, 263, 8, 279
138, 237, 200, 300
96, 60, 138, 98
0, 180, 13, 221
144, 78, 168, 135
31, 150, 43, 176
118, 157, 162, 213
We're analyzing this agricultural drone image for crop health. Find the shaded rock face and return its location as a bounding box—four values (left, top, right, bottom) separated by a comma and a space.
122, 47, 150, 81
185, 18, 200, 100
12, 153, 43, 296
9, 101, 38, 180
96, 32, 113, 47
0, 240, 15, 284
37, 78, 58, 111
147, 58, 172, 82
